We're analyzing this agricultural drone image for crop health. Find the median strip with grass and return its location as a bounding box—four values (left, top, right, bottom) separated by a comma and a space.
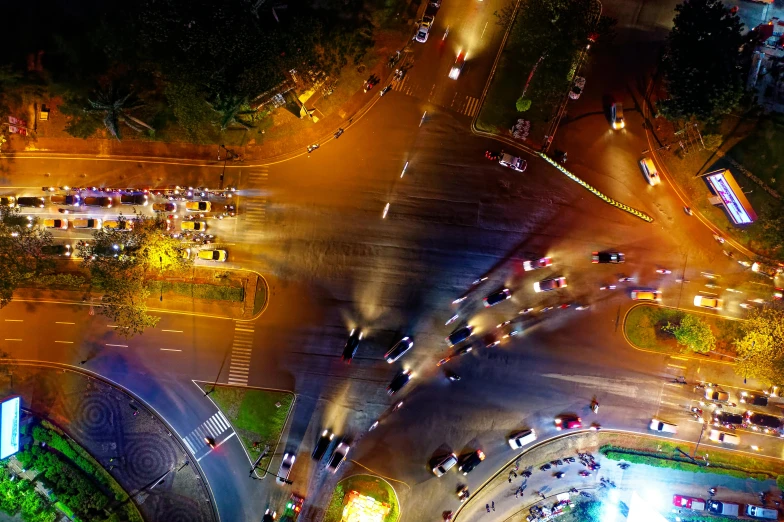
476, 0, 601, 144
599, 432, 784, 482
200, 384, 294, 472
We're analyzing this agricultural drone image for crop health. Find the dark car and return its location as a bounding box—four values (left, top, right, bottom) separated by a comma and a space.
446, 325, 474, 347
740, 393, 769, 407
16, 196, 45, 208
746, 412, 781, 432
0, 196, 16, 207
342, 328, 362, 363
83, 196, 113, 208
484, 288, 512, 307
152, 202, 177, 212
385, 337, 413, 363
457, 449, 486, 475
387, 369, 412, 396
312, 429, 334, 460
50, 194, 81, 206
326, 441, 350, 473
592, 251, 625, 264
41, 244, 72, 257
713, 412, 743, 428
120, 193, 148, 206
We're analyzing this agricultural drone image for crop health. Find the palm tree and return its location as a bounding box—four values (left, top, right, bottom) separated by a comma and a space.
86, 85, 153, 141
209, 94, 256, 131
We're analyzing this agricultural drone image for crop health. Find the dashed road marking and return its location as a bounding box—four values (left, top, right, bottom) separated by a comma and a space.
461, 96, 481, 117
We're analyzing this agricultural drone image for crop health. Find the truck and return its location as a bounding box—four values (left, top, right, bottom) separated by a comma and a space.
707, 500, 740, 517
279, 494, 304, 522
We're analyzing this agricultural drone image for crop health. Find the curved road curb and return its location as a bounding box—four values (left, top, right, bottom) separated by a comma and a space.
621, 302, 737, 365
2, 359, 219, 522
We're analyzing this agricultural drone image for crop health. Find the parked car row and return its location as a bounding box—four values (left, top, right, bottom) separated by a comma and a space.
672, 495, 777, 519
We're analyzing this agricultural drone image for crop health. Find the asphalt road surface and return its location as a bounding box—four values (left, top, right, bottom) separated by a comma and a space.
2, 0, 782, 519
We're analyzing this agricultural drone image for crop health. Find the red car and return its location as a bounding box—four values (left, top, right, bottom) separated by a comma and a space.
554, 415, 582, 431
672, 495, 706, 511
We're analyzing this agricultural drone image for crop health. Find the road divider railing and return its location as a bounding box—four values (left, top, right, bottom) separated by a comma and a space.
539, 153, 654, 223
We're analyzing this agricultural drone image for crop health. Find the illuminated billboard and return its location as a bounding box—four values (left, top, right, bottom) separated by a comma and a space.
705, 169, 757, 225
0, 397, 20, 460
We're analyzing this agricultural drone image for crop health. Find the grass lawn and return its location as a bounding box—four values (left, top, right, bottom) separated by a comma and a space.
201, 385, 294, 469
149, 280, 243, 302
324, 475, 400, 522
600, 432, 784, 480
624, 304, 742, 354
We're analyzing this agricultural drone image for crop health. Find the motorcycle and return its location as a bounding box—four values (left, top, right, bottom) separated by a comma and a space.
380, 85, 392, 96
457, 486, 470, 503
446, 371, 461, 382
591, 401, 599, 414
204, 437, 216, 449
579, 470, 591, 477
656, 269, 672, 274
618, 277, 634, 282
307, 144, 320, 153
713, 234, 725, 244
519, 307, 534, 315
575, 304, 590, 310
589, 423, 602, 431
600, 285, 617, 290
334, 128, 344, 139
443, 26, 450, 40
555, 471, 565, 479
684, 206, 693, 216
368, 420, 379, 431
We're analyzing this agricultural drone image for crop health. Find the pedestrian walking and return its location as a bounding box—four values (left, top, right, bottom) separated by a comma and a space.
508, 476, 512, 483
491, 502, 495, 511
485, 504, 490, 513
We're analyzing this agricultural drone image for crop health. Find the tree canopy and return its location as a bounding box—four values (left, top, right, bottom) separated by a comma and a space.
659, 0, 745, 123
78, 214, 191, 337
734, 307, 784, 385
0, 207, 53, 308
663, 314, 716, 353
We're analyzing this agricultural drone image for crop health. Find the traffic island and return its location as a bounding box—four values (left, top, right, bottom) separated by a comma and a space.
198, 383, 294, 475
623, 303, 742, 359
324, 474, 400, 522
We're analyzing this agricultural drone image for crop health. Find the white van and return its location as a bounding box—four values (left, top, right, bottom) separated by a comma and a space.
746, 504, 778, 519
508, 429, 537, 449
639, 158, 661, 186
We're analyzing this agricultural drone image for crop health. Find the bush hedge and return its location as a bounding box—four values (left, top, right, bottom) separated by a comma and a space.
601, 444, 770, 481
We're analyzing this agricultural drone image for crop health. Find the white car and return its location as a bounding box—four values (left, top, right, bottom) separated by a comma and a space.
507, 429, 537, 450
649, 418, 677, 433
415, 17, 433, 43
499, 153, 527, 172
709, 429, 740, 445
276, 453, 295, 485
534, 277, 567, 293
694, 295, 723, 310
639, 158, 661, 186
432, 453, 458, 477
449, 52, 466, 80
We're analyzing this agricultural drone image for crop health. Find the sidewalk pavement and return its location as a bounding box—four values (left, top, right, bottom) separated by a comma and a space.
455, 432, 780, 521
15, 266, 266, 321
3, 363, 215, 522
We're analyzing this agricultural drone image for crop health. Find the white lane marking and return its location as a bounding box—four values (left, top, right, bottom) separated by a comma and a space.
55, 341, 73, 344
235, 328, 254, 333
106, 344, 128, 348
162, 329, 183, 333
4, 319, 23, 322
56, 322, 75, 325
107, 325, 118, 328
667, 364, 687, 369
4, 339, 22, 342
481, 21, 488, 39
160, 348, 182, 352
